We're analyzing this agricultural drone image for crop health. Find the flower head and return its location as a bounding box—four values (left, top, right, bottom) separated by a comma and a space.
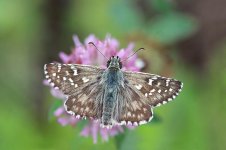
46, 34, 143, 143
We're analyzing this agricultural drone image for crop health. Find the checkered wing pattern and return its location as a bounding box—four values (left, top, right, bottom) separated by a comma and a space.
44, 63, 104, 119
116, 71, 183, 125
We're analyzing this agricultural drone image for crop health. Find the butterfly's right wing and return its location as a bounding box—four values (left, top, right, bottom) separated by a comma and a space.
116, 71, 183, 126
44, 63, 104, 119
124, 71, 183, 107
116, 84, 154, 126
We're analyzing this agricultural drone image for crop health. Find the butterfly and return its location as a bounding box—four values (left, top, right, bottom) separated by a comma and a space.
44, 48, 183, 128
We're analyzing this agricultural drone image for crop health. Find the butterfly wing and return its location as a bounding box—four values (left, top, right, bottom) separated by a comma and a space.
44, 63, 104, 119
116, 84, 153, 126
124, 71, 183, 107
116, 71, 183, 125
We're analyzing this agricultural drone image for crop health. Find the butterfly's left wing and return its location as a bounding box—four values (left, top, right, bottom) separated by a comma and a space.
44, 63, 104, 119
116, 71, 183, 125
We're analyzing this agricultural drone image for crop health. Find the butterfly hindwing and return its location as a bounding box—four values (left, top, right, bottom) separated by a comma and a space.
117, 84, 153, 126
64, 83, 103, 119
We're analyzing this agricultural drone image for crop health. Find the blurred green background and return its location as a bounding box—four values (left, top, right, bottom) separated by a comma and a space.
0, 0, 226, 150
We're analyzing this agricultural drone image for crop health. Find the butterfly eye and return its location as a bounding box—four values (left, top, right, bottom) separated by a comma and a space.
107, 60, 111, 67
119, 61, 122, 69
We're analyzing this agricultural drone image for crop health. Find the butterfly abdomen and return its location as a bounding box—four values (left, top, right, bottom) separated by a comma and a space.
102, 90, 116, 125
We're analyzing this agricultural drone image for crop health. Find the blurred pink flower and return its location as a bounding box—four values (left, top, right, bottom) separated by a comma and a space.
45, 34, 143, 143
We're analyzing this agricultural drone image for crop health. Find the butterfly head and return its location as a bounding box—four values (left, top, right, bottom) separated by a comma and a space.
107, 56, 122, 70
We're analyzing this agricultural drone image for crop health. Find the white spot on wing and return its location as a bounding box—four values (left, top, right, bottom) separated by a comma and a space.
73, 69, 78, 75
150, 89, 155, 93
166, 79, 170, 86
139, 120, 147, 125
168, 98, 172, 101
44, 64, 47, 70
65, 71, 70, 76
152, 76, 158, 80
57, 65, 62, 72
69, 78, 73, 83
127, 121, 132, 125
148, 79, 153, 85
120, 121, 126, 125
82, 77, 89, 83
133, 122, 138, 126
135, 84, 142, 90
163, 101, 167, 104
67, 111, 75, 116
156, 103, 161, 107
127, 111, 131, 117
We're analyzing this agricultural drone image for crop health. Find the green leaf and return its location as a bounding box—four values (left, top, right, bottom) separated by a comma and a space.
151, 0, 175, 13
147, 12, 198, 44
110, 0, 143, 32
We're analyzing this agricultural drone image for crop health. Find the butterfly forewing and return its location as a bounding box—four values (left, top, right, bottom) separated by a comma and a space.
44, 63, 104, 119
124, 71, 183, 107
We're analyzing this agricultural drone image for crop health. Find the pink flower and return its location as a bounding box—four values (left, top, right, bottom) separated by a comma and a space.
45, 34, 143, 143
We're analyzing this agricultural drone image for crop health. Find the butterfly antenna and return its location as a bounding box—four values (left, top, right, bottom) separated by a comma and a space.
88, 42, 108, 60
121, 48, 145, 62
